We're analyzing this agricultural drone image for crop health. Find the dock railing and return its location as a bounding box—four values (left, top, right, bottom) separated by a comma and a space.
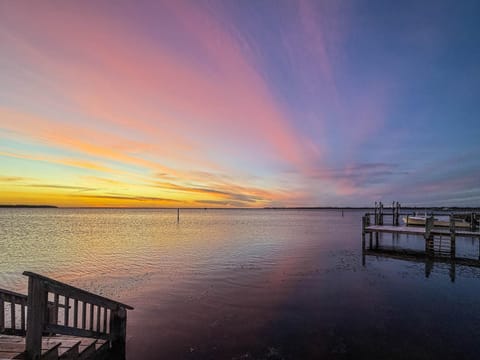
0, 288, 28, 336
23, 271, 133, 360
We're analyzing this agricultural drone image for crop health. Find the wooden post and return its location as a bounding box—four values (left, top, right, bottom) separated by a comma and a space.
392, 201, 395, 225
379, 202, 384, 225
395, 202, 400, 226
362, 215, 366, 240
0, 298, 4, 332
424, 215, 434, 257
26, 276, 48, 360
177, 208, 180, 223
374, 202, 378, 225
110, 306, 127, 359
450, 215, 456, 259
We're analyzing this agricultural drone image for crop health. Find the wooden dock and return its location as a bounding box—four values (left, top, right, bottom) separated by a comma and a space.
0, 272, 133, 360
361, 203, 480, 259
361, 202, 480, 282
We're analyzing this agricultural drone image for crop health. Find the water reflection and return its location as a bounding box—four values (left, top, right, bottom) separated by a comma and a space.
362, 232, 480, 282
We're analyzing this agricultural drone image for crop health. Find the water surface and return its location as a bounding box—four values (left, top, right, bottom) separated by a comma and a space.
1, 209, 480, 359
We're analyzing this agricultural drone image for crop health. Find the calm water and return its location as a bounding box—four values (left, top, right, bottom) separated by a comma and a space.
1, 208, 480, 359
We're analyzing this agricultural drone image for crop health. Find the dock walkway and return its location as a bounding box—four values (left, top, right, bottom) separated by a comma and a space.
0, 334, 108, 360
0, 272, 133, 360
365, 225, 480, 238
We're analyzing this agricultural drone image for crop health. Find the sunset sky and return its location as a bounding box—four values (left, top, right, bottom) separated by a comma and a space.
1, 0, 479, 207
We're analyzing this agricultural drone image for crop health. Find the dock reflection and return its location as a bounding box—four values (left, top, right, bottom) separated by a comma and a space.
362, 233, 480, 283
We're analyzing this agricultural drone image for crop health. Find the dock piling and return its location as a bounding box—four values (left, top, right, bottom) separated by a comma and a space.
424, 215, 434, 256
450, 215, 456, 259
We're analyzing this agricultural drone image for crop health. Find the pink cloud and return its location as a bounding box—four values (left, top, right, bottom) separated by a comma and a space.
0, 1, 314, 173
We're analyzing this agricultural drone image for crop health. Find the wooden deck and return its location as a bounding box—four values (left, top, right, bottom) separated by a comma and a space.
1, 272, 133, 360
0, 334, 108, 360
365, 225, 480, 238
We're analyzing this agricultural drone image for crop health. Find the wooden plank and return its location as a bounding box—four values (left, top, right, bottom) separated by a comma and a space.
0, 341, 26, 351
44, 324, 108, 340
64, 296, 70, 327
78, 339, 97, 360
57, 340, 80, 359
96, 305, 101, 332
20, 301, 25, 332
103, 308, 107, 334
365, 225, 480, 238
95, 339, 110, 357
23, 272, 133, 310
89, 305, 94, 331
73, 299, 78, 328
52, 293, 59, 325
10, 303, 15, 330
0, 289, 27, 302
82, 301, 86, 330
0, 299, 4, 332
41, 342, 60, 360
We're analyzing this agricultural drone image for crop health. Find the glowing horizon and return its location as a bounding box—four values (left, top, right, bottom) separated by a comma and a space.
1, 1, 479, 207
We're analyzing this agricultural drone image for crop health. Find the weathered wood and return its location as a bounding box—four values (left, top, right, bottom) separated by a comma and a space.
379, 202, 384, 225
89, 305, 94, 331
23, 272, 133, 310
96, 304, 101, 332
0, 298, 4, 332
58, 340, 80, 359
95, 339, 111, 358
424, 216, 434, 240
41, 343, 60, 360
82, 301, 86, 330
450, 216, 456, 259
73, 299, 78, 328
64, 296, 70, 327
18, 271, 133, 358
20, 301, 26, 332
365, 225, 480, 238
10, 302, 15, 330
0, 289, 27, 302
26, 276, 48, 360
110, 307, 127, 359
44, 324, 109, 340
103, 308, 107, 334
362, 214, 367, 235
79, 339, 97, 360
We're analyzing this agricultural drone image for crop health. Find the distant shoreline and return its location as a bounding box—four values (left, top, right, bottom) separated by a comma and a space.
1, 205, 479, 211
0, 205, 58, 208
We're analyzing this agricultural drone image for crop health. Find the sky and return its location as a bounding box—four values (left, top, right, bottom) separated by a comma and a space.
1, 0, 480, 208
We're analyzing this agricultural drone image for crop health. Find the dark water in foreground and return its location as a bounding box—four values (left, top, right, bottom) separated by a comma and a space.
1, 209, 480, 359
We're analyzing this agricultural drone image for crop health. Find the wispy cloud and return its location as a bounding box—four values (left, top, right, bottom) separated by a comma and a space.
71, 194, 182, 203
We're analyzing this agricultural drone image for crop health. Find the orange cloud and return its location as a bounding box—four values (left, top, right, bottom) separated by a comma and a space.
0, 1, 314, 170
